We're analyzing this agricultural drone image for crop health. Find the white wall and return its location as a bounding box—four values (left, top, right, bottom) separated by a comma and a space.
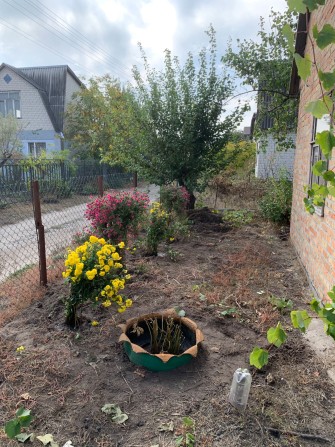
255, 133, 296, 179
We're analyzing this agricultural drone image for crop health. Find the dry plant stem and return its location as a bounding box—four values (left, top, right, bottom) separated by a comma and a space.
266, 427, 331, 443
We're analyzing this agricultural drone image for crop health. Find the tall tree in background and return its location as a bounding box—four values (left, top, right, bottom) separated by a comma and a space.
65, 75, 142, 163
0, 114, 23, 167
130, 26, 246, 207
223, 9, 298, 150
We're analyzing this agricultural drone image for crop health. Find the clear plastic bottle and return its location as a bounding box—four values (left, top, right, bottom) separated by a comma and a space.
228, 368, 252, 411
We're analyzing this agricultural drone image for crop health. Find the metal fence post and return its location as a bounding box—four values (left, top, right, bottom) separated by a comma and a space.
133, 172, 138, 188
98, 175, 104, 197
32, 180, 48, 286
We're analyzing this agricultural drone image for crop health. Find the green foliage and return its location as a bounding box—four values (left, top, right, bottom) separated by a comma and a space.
175, 417, 195, 447
305, 96, 332, 118
267, 322, 287, 347
268, 294, 293, 313
259, 174, 293, 224
129, 26, 245, 204
249, 346, 269, 369
290, 310, 312, 333
294, 54, 311, 81
223, 9, 298, 150
223, 209, 253, 227
146, 202, 170, 256
4, 407, 33, 440
0, 114, 24, 166
65, 75, 141, 165
144, 316, 185, 355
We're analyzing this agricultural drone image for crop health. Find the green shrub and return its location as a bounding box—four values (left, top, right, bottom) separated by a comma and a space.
259, 175, 292, 224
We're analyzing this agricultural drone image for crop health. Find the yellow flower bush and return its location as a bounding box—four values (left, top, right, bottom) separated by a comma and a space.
63, 235, 132, 326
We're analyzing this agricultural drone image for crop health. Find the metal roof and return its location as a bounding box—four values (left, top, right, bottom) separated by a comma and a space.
0, 63, 82, 132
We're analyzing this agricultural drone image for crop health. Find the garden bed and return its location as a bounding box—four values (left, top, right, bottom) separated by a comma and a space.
1, 208, 335, 446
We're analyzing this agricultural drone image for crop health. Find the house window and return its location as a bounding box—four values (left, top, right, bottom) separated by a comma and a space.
0, 91, 21, 117
310, 116, 330, 216
28, 142, 46, 158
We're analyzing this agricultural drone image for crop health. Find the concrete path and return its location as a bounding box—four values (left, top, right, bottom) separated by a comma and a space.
0, 184, 160, 282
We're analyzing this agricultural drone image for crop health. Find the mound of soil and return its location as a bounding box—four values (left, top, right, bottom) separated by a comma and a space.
187, 207, 232, 233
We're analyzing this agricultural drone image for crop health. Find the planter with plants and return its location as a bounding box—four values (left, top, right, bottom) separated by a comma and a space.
119, 309, 204, 371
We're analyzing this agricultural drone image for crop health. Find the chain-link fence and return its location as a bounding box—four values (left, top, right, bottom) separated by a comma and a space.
0, 169, 142, 324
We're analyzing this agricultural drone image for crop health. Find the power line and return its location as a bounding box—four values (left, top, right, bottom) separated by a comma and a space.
0, 17, 95, 76
0, 0, 134, 82
26, 0, 134, 73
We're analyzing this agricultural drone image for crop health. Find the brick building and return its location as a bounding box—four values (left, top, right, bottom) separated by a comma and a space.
290, 3, 335, 300
0, 63, 82, 156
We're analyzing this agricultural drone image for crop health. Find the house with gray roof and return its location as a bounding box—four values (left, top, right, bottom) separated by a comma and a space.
0, 63, 82, 157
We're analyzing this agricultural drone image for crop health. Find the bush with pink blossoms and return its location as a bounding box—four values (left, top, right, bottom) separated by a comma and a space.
85, 190, 150, 243
160, 185, 190, 215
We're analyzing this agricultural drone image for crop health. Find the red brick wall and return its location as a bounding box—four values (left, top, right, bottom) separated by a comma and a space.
291, 2, 335, 301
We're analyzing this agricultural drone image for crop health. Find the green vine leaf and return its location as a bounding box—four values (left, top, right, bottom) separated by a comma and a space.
323, 170, 335, 181
328, 286, 335, 301
267, 322, 287, 348
328, 185, 335, 197
312, 159, 328, 176
305, 96, 333, 118
291, 310, 312, 333
314, 24, 335, 49
303, 0, 325, 11
282, 24, 295, 53
326, 324, 335, 340
4, 419, 21, 439
249, 346, 269, 369
294, 53, 312, 81
318, 69, 335, 91
287, 0, 307, 13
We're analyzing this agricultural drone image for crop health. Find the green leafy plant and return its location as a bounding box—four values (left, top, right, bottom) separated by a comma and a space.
259, 173, 293, 224
175, 417, 195, 447
142, 316, 185, 355
146, 202, 170, 256
62, 235, 132, 326
167, 248, 182, 262
268, 294, 293, 313
247, 0, 335, 371
223, 209, 253, 227
4, 407, 33, 440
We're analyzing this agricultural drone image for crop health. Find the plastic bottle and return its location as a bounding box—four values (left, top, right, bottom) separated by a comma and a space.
228, 368, 252, 411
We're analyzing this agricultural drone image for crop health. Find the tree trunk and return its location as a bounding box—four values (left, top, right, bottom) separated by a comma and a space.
188, 191, 196, 210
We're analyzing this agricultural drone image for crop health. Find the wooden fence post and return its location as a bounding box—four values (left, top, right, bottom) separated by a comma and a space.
32, 180, 47, 286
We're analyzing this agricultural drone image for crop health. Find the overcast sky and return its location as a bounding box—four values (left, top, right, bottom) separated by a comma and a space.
0, 0, 288, 126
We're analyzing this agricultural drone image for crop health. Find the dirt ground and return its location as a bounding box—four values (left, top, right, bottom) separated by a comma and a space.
1, 200, 335, 446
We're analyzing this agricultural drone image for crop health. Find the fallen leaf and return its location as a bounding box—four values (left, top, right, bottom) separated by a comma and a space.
62, 442, 74, 447
37, 434, 55, 445
15, 433, 33, 443
158, 421, 174, 432
20, 393, 31, 400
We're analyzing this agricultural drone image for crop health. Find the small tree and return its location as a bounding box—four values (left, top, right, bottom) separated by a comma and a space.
223, 9, 298, 150
0, 114, 23, 166
65, 75, 141, 163
129, 26, 246, 208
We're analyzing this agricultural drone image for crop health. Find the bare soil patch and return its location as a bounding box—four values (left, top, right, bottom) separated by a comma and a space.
1, 208, 334, 446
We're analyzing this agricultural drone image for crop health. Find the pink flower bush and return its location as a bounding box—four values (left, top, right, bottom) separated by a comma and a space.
160, 185, 190, 215
85, 190, 150, 243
